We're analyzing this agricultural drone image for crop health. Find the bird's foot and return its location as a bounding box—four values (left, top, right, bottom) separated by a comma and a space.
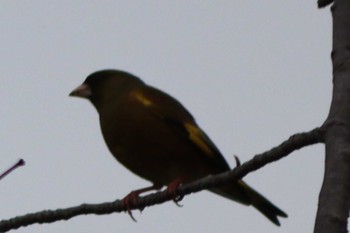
122, 185, 160, 221
122, 191, 140, 222
166, 178, 184, 207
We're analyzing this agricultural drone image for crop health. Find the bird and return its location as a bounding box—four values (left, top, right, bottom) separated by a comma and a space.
69, 69, 287, 225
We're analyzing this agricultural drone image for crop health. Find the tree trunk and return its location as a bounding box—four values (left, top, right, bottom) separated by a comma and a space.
315, 1, 350, 232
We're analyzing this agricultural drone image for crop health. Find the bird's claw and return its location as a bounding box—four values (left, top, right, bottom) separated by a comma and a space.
127, 209, 137, 222
172, 194, 184, 207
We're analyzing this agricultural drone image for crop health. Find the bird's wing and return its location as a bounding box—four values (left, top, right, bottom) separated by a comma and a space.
129, 86, 230, 170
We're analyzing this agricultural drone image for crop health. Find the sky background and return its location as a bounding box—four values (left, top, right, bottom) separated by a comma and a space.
0, 1, 337, 232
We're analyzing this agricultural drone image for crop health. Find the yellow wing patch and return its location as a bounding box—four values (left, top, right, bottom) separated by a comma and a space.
131, 90, 154, 107
131, 90, 215, 157
184, 122, 215, 157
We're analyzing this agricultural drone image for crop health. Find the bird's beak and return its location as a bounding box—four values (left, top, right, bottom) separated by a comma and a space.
69, 83, 92, 98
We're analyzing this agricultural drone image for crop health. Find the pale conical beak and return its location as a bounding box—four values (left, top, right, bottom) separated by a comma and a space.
69, 83, 92, 98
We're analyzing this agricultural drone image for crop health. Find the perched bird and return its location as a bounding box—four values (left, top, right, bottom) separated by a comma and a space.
69, 70, 287, 225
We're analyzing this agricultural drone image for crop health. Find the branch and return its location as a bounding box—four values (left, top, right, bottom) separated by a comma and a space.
0, 159, 25, 181
0, 128, 323, 232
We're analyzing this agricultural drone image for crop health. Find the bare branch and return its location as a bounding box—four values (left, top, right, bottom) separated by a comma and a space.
0, 159, 25, 181
0, 128, 322, 232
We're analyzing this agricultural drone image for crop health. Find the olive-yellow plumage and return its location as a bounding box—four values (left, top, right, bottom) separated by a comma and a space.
70, 70, 287, 225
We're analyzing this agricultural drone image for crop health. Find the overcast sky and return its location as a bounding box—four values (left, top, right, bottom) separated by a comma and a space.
0, 1, 336, 232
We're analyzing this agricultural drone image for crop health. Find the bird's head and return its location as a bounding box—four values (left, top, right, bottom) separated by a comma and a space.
69, 69, 144, 111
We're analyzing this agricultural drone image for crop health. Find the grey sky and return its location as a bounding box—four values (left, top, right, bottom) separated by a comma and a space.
0, 1, 333, 232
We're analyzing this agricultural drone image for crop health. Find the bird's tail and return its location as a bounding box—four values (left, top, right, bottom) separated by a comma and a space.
210, 180, 287, 226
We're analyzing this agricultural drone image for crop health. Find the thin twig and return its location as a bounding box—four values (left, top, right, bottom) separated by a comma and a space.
0, 159, 25, 181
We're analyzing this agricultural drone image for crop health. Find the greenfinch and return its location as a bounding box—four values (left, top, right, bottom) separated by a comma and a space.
70, 70, 287, 225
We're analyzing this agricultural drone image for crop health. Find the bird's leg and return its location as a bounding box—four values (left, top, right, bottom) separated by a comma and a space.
122, 184, 161, 221
166, 177, 184, 207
